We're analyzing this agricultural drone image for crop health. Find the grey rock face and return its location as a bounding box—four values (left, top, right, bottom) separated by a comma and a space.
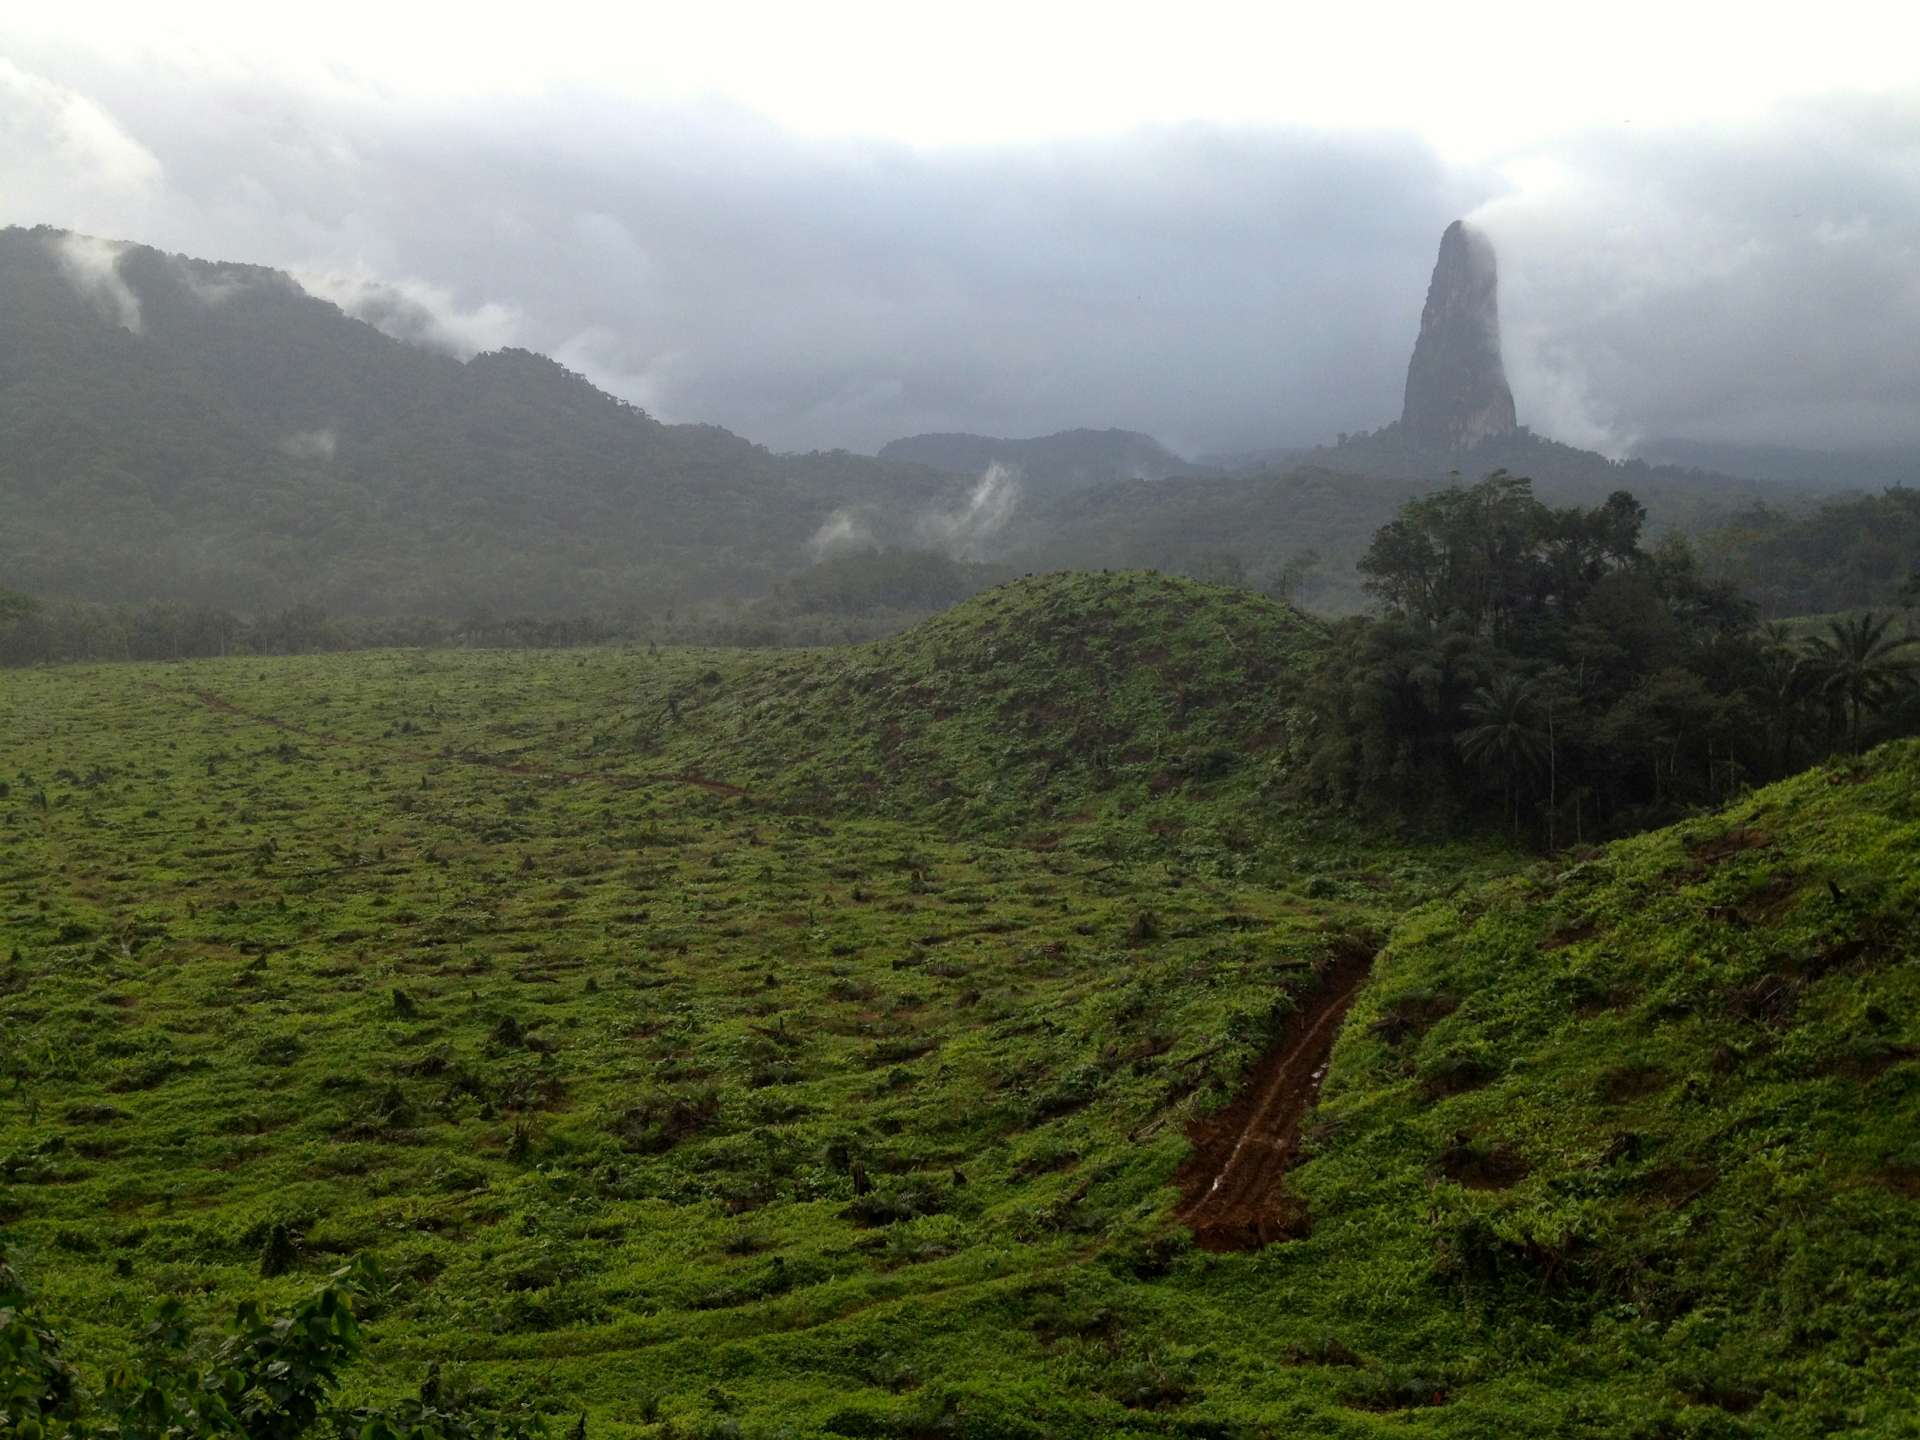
1401, 221, 1517, 448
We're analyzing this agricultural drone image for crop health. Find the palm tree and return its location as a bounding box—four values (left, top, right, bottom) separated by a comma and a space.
1801, 612, 1920, 753
1456, 672, 1550, 836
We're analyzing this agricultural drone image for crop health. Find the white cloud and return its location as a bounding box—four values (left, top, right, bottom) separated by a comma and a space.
0, 58, 161, 229
918, 463, 1021, 559
3, 2, 1914, 158
50, 231, 142, 332
294, 267, 519, 358
1, 40, 1916, 455
1472, 97, 1920, 449
550, 324, 678, 417
176, 258, 252, 305
279, 427, 337, 460
806, 508, 875, 560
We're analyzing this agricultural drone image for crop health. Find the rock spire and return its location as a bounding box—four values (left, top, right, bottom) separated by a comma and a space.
1400, 220, 1517, 448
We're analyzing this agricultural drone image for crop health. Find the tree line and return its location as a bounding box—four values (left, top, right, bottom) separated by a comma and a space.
1699, 486, 1920, 617
1299, 473, 1920, 843
0, 591, 649, 666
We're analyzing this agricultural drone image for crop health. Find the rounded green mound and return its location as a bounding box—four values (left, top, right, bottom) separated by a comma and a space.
691, 570, 1325, 836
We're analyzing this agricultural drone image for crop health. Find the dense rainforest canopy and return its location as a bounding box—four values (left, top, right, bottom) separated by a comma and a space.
1299, 474, 1919, 840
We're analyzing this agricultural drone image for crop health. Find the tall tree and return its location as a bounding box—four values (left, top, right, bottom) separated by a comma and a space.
1456, 672, 1550, 836
1802, 612, 1920, 752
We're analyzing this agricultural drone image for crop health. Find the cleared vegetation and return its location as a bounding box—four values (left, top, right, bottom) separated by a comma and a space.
2, 572, 1915, 1437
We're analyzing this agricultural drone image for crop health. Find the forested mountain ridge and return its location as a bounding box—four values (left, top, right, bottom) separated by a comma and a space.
1637, 436, 1920, 492
1300, 422, 1799, 530
0, 226, 965, 614
0, 224, 1857, 627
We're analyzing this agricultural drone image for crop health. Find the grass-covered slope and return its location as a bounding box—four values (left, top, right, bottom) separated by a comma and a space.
4, 605, 1913, 1437
1281, 741, 1920, 1434
661, 571, 1324, 841
0, 640, 1453, 1440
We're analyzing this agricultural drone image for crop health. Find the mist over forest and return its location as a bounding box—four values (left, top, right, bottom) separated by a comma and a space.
3, 12, 1919, 1439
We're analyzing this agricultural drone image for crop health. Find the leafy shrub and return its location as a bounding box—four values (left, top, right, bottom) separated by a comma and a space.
0, 1248, 550, 1440
608, 1088, 720, 1154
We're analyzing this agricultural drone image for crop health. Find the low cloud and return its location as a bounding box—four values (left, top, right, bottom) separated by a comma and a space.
2, 45, 1916, 454
1501, 326, 1641, 458
50, 231, 142, 333
295, 268, 519, 359
806, 507, 875, 561
1472, 96, 1920, 450
279, 427, 337, 461
176, 259, 252, 306
918, 463, 1022, 560
0, 58, 161, 231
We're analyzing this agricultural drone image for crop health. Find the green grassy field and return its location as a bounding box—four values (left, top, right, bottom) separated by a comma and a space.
3, 574, 1916, 1437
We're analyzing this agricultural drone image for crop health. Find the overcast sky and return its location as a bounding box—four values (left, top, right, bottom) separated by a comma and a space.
3, 2, 1917, 457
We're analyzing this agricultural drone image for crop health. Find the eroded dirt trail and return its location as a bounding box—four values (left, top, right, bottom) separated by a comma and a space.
1174, 945, 1374, 1250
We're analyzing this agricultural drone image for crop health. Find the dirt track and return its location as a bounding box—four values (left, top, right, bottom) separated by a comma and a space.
1174, 944, 1373, 1250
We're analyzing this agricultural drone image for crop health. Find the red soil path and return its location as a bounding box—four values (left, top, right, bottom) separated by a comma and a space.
1174, 943, 1374, 1250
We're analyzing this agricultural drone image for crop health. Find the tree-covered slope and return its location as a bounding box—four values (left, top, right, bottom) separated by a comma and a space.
0, 227, 961, 614
1304, 424, 1801, 532
877, 429, 1211, 496
1699, 487, 1920, 617
1637, 437, 1920, 494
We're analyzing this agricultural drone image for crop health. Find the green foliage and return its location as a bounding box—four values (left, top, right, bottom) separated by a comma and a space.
0, 631, 1468, 1436
1800, 611, 1920, 751
1304, 740, 1920, 1434
1305, 473, 1920, 840
4, 579, 1914, 1434
1, 1248, 77, 1435
1, 1254, 545, 1440
1356, 472, 1649, 635
1701, 487, 1920, 615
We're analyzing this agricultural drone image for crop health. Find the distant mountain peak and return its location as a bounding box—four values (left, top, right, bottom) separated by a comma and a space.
1400, 220, 1517, 449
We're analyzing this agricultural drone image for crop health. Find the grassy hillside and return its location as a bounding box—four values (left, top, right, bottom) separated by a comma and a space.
651, 572, 1326, 842
0, 634, 1484, 1440
1288, 740, 1920, 1435
1, 584, 1914, 1435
